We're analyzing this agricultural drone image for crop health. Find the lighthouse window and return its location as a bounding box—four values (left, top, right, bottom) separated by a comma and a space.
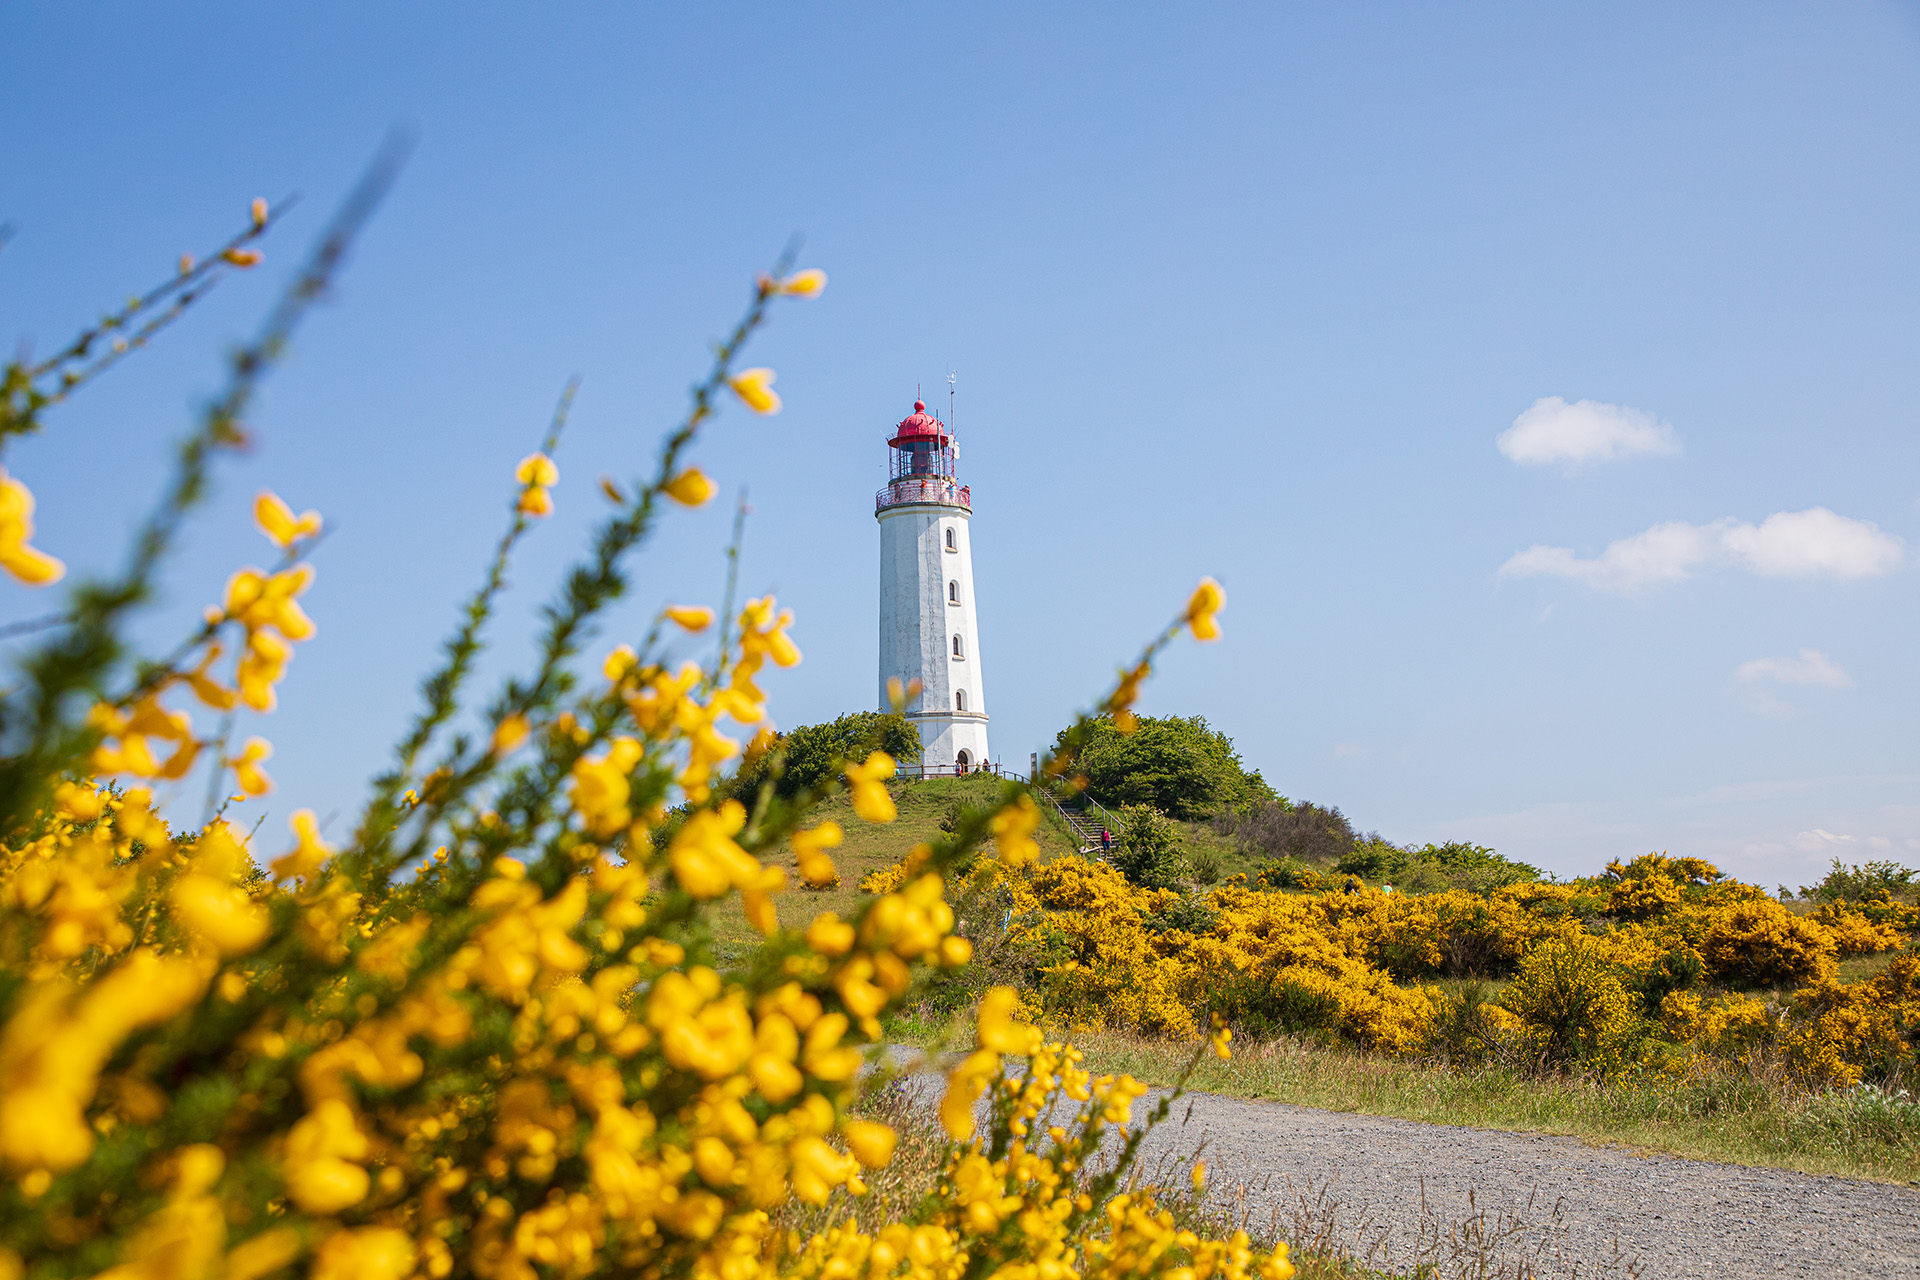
952, 634, 964, 659
944, 528, 956, 551
955, 690, 966, 712
948, 580, 959, 605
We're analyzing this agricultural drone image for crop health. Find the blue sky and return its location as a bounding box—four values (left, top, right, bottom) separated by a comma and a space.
3, 3, 1917, 882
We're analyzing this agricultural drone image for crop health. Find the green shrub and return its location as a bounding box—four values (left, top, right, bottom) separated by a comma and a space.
1254, 856, 1320, 891
1208, 970, 1345, 1045
1798, 858, 1919, 904
1059, 714, 1274, 819
1111, 803, 1185, 889
729, 710, 920, 800
1220, 800, 1354, 864
1188, 848, 1222, 885
1337, 838, 1408, 881
1143, 892, 1219, 936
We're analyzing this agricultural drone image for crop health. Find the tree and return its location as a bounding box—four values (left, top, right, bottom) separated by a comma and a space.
732, 710, 921, 800
1111, 803, 1185, 889
1057, 713, 1273, 819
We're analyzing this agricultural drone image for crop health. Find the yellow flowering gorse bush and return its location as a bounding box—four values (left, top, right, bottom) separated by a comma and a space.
0, 190, 1291, 1280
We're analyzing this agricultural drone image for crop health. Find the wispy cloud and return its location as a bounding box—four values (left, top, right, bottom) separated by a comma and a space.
1500, 507, 1904, 593
1794, 828, 1857, 852
1496, 396, 1680, 467
1736, 649, 1852, 689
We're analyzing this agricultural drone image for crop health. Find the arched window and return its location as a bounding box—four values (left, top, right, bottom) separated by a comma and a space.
948, 580, 959, 604
952, 634, 964, 659
956, 749, 972, 771
944, 528, 956, 551
955, 689, 966, 712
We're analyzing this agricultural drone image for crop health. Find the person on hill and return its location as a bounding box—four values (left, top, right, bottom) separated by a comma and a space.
1100, 828, 1112, 854
1382, 883, 1394, 895
1343, 875, 1360, 896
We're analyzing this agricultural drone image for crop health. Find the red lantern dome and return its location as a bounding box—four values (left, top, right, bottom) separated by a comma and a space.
876, 399, 969, 514
887, 399, 949, 447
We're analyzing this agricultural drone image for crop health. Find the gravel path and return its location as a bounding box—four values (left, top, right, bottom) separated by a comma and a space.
1118, 1086, 1920, 1278
889, 1056, 1920, 1277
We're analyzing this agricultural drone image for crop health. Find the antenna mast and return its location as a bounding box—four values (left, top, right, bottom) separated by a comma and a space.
947, 369, 957, 436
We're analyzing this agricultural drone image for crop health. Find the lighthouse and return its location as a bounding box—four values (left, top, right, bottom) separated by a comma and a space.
876, 399, 989, 772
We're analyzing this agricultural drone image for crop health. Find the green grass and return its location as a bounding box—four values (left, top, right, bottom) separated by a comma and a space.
707, 774, 1084, 946
1046, 1027, 1920, 1184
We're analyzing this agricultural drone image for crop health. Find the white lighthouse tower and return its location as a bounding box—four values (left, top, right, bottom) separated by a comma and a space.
876, 398, 990, 772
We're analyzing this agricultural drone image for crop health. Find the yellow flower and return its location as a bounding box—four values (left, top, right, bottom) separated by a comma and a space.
515, 452, 558, 486
271, 808, 334, 883
727, 368, 781, 415
667, 802, 759, 899
283, 1099, 371, 1214
515, 452, 559, 518
939, 1049, 999, 1141
1186, 576, 1225, 642
517, 485, 554, 517
252, 490, 321, 548
250, 197, 269, 227
1192, 1159, 1208, 1192
603, 644, 639, 682
975, 986, 1040, 1055
663, 467, 717, 507
312, 1228, 413, 1280
885, 675, 923, 712
236, 627, 291, 712
491, 713, 531, 756
171, 822, 269, 955
805, 913, 855, 957
665, 605, 715, 632
776, 268, 827, 298
991, 794, 1040, 867
229, 737, 273, 796
0, 470, 65, 586
222, 564, 316, 641
182, 642, 236, 711
792, 820, 844, 888
844, 752, 896, 824
221, 247, 261, 267
568, 737, 643, 837
843, 1119, 897, 1167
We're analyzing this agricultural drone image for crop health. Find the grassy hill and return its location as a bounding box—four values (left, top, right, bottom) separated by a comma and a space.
709, 774, 1086, 948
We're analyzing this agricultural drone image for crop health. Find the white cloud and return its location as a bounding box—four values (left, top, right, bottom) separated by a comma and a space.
1499, 508, 1904, 593
1720, 508, 1905, 578
1496, 397, 1680, 467
1736, 649, 1853, 689
1794, 828, 1857, 852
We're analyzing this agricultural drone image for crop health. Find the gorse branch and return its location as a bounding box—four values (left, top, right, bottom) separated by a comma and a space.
0, 136, 408, 828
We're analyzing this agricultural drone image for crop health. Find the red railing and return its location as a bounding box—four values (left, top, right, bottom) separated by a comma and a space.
876, 479, 970, 513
